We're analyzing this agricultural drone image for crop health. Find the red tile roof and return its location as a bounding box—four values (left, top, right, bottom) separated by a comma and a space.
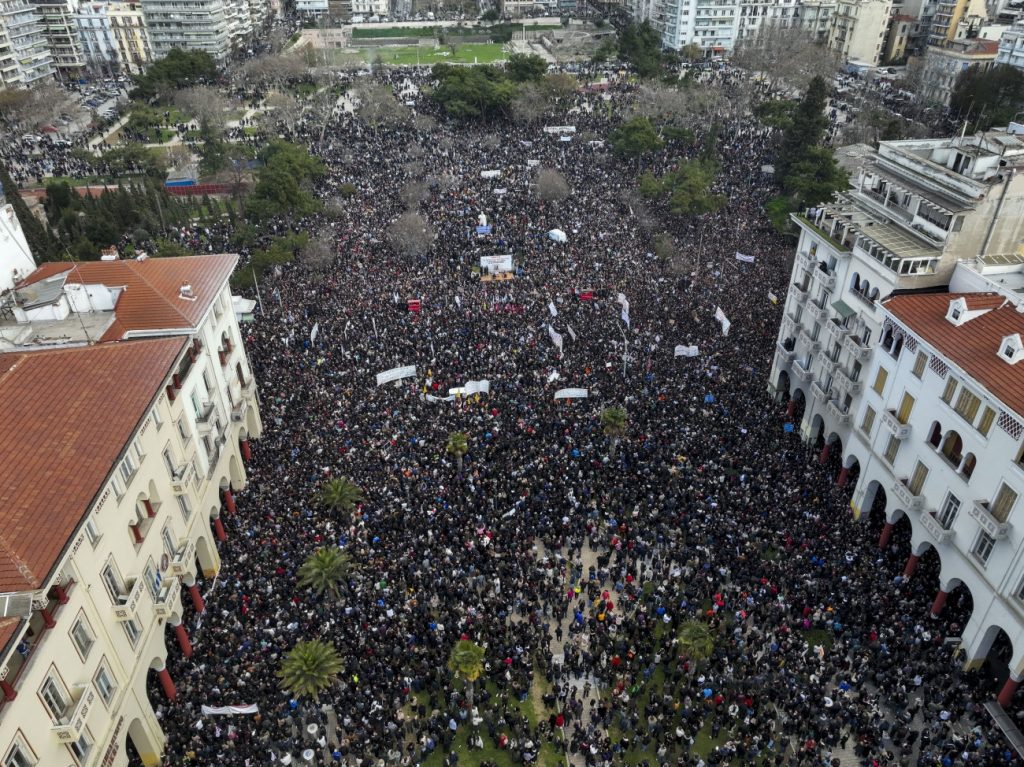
18, 255, 238, 342
0, 338, 186, 593
885, 292, 1024, 416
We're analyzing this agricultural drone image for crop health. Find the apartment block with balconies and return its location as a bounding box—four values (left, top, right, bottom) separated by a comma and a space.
0, 0, 53, 86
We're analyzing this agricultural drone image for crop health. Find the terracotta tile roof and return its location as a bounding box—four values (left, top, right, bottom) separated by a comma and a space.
0, 617, 23, 658
17, 255, 238, 342
0, 338, 186, 593
884, 292, 1024, 415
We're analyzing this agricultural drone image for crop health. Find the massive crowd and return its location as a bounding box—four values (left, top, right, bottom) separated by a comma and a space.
109, 68, 1019, 766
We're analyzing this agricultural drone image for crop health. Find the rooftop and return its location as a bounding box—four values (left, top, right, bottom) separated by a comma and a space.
2, 254, 238, 348
0, 338, 185, 593
884, 292, 1024, 416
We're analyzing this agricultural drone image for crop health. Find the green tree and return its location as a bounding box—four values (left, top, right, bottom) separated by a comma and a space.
506, 53, 548, 83
950, 64, 1024, 131
132, 49, 220, 101
430, 64, 518, 119
447, 638, 485, 707
610, 117, 664, 161
446, 431, 470, 472
776, 75, 829, 180
481, 7, 500, 20
600, 406, 627, 458
677, 619, 715, 663
0, 161, 59, 261
277, 639, 343, 701
638, 160, 725, 217
782, 145, 848, 208
246, 140, 324, 221
297, 547, 351, 599
319, 476, 364, 516
617, 21, 664, 78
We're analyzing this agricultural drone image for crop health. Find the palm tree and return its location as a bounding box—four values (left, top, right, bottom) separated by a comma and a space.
447, 638, 485, 707
319, 477, 363, 516
677, 619, 715, 665
446, 431, 470, 472
600, 406, 628, 458
277, 639, 343, 701
297, 547, 351, 599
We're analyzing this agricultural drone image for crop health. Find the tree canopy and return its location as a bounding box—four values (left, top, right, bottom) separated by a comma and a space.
617, 21, 664, 79
132, 49, 219, 101
776, 75, 829, 180
246, 140, 324, 221
639, 160, 726, 217
610, 117, 664, 159
506, 53, 548, 83
430, 63, 517, 119
950, 65, 1024, 131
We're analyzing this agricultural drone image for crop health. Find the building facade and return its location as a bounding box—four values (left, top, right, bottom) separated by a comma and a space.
0, 254, 261, 766
75, 1, 150, 75
826, 0, 894, 65
140, 0, 231, 61
30, 0, 84, 78
0, 0, 53, 86
996, 17, 1024, 69
918, 37, 997, 105
0, 199, 34, 293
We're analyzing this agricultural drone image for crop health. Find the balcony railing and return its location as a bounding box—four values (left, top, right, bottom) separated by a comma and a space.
921, 511, 953, 544
969, 500, 1009, 539
112, 577, 145, 622
790, 282, 809, 304
842, 334, 872, 362
833, 367, 862, 396
152, 582, 177, 619
805, 299, 827, 323
881, 409, 911, 440
814, 268, 836, 291
811, 381, 830, 401
196, 401, 215, 425
827, 399, 852, 424
798, 329, 822, 353
891, 478, 923, 511
793, 359, 814, 382
171, 461, 195, 494
53, 685, 96, 743
169, 539, 196, 577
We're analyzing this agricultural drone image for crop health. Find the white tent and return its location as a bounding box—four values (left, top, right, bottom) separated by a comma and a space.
547, 229, 567, 243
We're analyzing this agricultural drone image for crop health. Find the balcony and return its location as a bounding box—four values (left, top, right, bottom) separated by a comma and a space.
811, 381, 830, 401
824, 318, 850, 342
231, 393, 249, 422
796, 251, 816, 273
196, 401, 215, 426
921, 511, 953, 544
793, 359, 814, 382
169, 539, 196, 577
833, 367, 862, 397
842, 334, 872, 362
969, 501, 1010, 539
891, 479, 924, 511
152, 582, 178, 619
814, 268, 836, 291
805, 300, 827, 323
52, 685, 96, 743
798, 329, 822, 353
881, 409, 911, 440
112, 577, 144, 621
827, 399, 852, 424
171, 460, 195, 494
790, 282, 809, 305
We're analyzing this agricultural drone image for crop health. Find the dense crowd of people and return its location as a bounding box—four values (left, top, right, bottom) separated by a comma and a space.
80, 66, 1013, 767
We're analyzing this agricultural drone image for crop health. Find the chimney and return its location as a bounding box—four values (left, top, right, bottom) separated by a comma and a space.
179, 284, 195, 300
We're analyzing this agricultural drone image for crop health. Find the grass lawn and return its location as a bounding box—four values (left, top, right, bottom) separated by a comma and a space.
364, 42, 506, 65
352, 25, 437, 38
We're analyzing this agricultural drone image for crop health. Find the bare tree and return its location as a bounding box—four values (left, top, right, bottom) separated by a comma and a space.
0, 82, 75, 130
510, 82, 549, 124
354, 83, 409, 130
481, 134, 501, 151
387, 211, 435, 257
300, 235, 335, 272
400, 180, 429, 207
174, 86, 236, 135
402, 160, 426, 178
535, 168, 570, 201
239, 52, 308, 89
413, 113, 437, 133
542, 72, 578, 101
628, 84, 721, 131
732, 24, 839, 95
262, 91, 300, 132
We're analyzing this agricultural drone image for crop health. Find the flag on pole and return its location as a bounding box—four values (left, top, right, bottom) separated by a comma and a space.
547, 324, 564, 354
548, 301, 558, 317
310, 322, 319, 344
714, 306, 731, 336
621, 306, 630, 327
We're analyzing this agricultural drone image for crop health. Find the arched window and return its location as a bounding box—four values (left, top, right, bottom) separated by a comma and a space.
961, 453, 977, 480
928, 421, 942, 448
850, 273, 861, 292
941, 430, 964, 467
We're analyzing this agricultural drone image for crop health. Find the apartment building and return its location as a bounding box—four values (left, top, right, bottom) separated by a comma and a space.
996, 17, 1024, 69
29, 0, 84, 78
75, 1, 150, 75
0, 200, 34, 293
918, 37, 998, 105
0, 253, 261, 766
826, 0, 893, 65
797, 0, 837, 41
0, 0, 53, 86
140, 0, 231, 61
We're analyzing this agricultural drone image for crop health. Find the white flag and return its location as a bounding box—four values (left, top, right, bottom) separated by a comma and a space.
310, 322, 319, 344
674, 344, 699, 357
714, 307, 731, 336
735, 252, 756, 263
455, 295, 462, 308
547, 324, 563, 354
616, 292, 629, 313
566, 324, 577, 342
548, 301, 558, 317
621, 306, 630, 327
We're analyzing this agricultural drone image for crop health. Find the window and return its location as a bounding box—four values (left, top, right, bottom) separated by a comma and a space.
941, 378, 957, 404
94, 665, 116, 706
937, 493, 960, 529
912, 351, 927, 379
897, 392, 915, 424
161, 527, 176, 559
69, 731, 92, 764
977, 406, 995, 437
177, 418, 190, 442
872, 367, 888, 395
954, 388, 981, 422
39, 676, 69, 720
908, 461, 929, 495
84, 519, 100, 548
883, 435, 900, 465
152, 406, 163, 428
4, 742, 34, 767
176, 495, 191, 521
110, 474, 125, 499
143, 562, 160, 598
973, 531, 996, 565
992, 483, 1018, 523
119, 453, 136, 484
70, 618, 94, 660
101, 564, 123, 602
861, 406, 876, 436
123, 619, 141, 647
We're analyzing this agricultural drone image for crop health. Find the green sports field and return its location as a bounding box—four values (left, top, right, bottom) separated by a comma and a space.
362, 42, 507, 65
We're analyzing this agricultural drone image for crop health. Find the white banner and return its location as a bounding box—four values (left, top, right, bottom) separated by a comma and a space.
547, 324, 563, 354
527, 159, 540, 167
566, 324, 577, 342
554, 388, 588, 399
543, 125, 576, 134
201, 704, 259, 716
548, 301, 558, 317
735, 252, 756, 263
310, 322, 319, 344
375, 365, 417, 386
674, 344, 700, 357
481, 170, 502, 179
480, 254, 513, 273
714, 307, 731, 336
449, 379, 491, 397
425, 393, 456, 402
621, 307, 630, 327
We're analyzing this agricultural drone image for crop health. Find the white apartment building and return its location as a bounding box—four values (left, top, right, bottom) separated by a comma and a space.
0, 253, 261, 766
30, 0, 84, 78
75, 0, 150, 75
826, 0, 893, 65
996, 17, 1024, 69
918, 37, 998, 105
797, 0, 837, 41
141, 0, 231, 61
0, 0, 53, 86
652, 0, 740, 52
0, 201, 34, 293
849, 289, 1024, 704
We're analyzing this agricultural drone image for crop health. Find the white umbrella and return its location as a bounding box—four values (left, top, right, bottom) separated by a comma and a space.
547, 229, 567, 243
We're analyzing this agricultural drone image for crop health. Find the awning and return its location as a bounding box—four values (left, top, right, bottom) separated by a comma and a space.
832, 300, 856, 319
